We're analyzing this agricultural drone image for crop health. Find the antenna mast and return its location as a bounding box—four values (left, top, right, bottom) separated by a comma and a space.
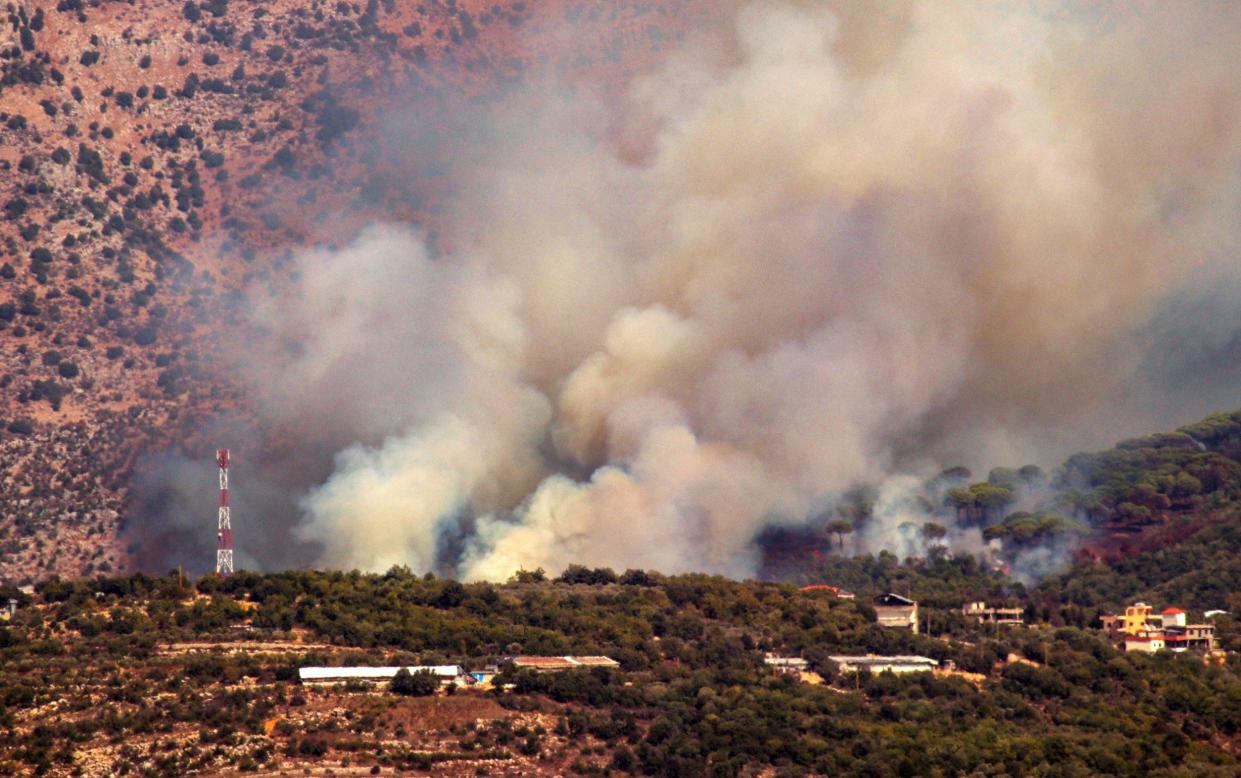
216, 449, 234, 575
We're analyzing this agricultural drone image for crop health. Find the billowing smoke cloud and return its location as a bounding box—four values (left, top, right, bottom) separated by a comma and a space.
138, 1, 1241, 579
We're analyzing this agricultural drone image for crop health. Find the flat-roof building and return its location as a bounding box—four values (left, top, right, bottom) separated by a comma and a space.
1124, 633, 1165, 654
1101, 603, 1216, 653
764, 655, 810, 675
829, 655, 938, 675
962, 601, 1024, 626
298, 666, 461, 685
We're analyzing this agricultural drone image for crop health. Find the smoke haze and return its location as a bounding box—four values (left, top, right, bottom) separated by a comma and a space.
136, 1, 1241, 580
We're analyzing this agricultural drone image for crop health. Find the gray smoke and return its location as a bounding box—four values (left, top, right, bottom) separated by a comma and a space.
137, 1, 1241, 580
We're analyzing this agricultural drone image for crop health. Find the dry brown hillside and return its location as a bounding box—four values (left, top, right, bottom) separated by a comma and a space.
0, 0, 704, 584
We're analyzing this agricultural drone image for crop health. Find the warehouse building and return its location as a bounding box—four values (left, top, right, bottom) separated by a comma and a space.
297, 665, 461, 685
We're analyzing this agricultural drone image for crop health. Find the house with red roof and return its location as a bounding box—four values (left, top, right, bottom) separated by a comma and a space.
1101, 603, 1215, 654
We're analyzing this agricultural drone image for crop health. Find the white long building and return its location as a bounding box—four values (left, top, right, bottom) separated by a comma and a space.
829, 655, 938, 675
298, 666, 461, 685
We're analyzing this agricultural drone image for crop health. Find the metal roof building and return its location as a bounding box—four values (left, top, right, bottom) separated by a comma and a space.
298, 666, 461, 684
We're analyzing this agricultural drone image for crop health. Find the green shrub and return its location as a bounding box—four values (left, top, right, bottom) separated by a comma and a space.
390, 668, 439, 697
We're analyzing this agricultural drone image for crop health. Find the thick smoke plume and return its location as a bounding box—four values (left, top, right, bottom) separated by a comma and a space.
144, 1, 1241, 579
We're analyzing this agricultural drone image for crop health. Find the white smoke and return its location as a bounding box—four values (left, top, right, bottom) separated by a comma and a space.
242, 1, 1241, 579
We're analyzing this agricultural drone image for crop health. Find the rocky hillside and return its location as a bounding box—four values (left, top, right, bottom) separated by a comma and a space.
0, 0, 703, 583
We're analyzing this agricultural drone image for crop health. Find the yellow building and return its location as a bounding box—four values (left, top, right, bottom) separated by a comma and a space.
1121, 602, 1156, 635
1103, 603, 1218, 653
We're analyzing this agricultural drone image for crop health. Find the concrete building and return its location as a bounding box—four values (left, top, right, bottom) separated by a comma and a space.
764, 655, 810, 675
1160, 607, 1186, 629
1124, 633, 1166, 654
874, 593, 919, 633
297, 666, 461, 685
1101, 602, 1160, 635
962, 601, 1024, 626
1163, 623, 1216, 652
1102, 603, 1217, 653
829, 655, 938, 675
1122, 602, 1159, 635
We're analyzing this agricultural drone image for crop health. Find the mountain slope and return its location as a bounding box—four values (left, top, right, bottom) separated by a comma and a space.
0, 0, 707, 582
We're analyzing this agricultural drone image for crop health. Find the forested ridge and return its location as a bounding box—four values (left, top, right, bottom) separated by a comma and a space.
760, 408, 1241, 592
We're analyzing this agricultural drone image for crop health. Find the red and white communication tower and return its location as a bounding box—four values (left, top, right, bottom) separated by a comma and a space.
216, 448, 234, 575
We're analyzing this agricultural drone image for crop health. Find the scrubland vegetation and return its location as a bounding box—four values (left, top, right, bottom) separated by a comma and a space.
3, 547, 1241, 776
